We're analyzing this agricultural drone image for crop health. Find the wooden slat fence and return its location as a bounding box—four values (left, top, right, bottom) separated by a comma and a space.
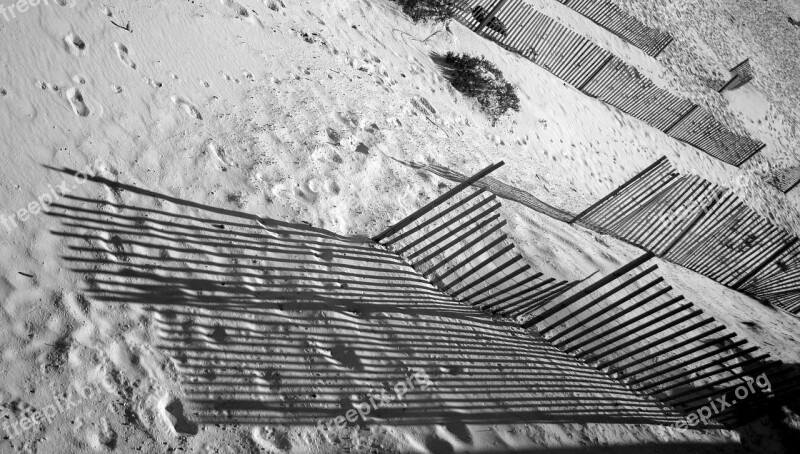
521, 253, 800, 427
769, 166, 800, 194
738, 240, 800, 314
374, 162, 582, 318
665, 106, 765, 167
373, 162, 800, 427
453, 0, 615, 87
580, 56, 694, 131
571, 157, 800, 313
557, 0, 673, 57
719, 59, 755, 92
451, 0, 765, 167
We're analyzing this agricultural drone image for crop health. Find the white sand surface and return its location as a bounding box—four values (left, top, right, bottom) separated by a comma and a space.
1, 0, 799, 452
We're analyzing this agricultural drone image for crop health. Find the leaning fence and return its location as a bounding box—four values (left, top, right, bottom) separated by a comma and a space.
451, 0, 765, 167
571, 157, 800, 314
719, 59, 755, 92
374, 162, 583, 318
520, 252, 800, 428
556, 0, 673, 57
373, 162, 800, 427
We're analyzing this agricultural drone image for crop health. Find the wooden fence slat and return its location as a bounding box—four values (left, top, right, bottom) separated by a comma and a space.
372, 162, 504, 242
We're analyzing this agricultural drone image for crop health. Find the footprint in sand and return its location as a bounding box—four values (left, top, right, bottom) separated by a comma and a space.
326, 343, 363, 370
162, 398, 198, 435
64, 33, 86, 55
221, 0, 249, 17
221, 0, 264, 27
326, 128, 342, 146
265, 0, 285, 12
251, 426, 292, 453
205, 140, 232, 166
114, 42, 136, 70
170, 95, 202, 120
66, 87, 89, 117
355, 142, 369, 155
143, 77, 162, 89
87, 417, 118, 450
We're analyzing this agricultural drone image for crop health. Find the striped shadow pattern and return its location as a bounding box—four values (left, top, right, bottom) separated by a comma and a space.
738, 240, 800, 314
450, 0, 765, 167
571, 157, 800, 313
374, 162, 582, 319
557, 0, 672, 57
521, 252, 800, 428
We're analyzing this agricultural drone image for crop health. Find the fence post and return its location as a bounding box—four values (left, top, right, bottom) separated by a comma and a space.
569, 157, 667, 225
475, 0, 510, 34
785, 177, 800, 194
521, 251, 656, 329
663, 105, 698, 134
372, 161, 504, 242
731, 237, 799, 290
653, 36, 672, 58
736, 143, 766, 167
576, 55, 613, 92
659, 191, 720, 257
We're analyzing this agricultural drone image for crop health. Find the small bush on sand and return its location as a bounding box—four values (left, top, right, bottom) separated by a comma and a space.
443, 52, 520, 123
392, 0, 455, 23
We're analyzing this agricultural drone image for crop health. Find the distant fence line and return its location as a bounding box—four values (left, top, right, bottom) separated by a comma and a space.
521, 252, 800, 428
769, 166, 800, 194
719, 59, 755, 92
571, 157, 800, 314
556, 0, 673, 57
451, 0, 765, 167
374, 162, 583, 318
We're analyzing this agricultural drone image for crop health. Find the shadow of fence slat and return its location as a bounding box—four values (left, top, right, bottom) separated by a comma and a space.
520, 253, 800, 428
374, 162, 584, 319
572, 157, 800, 314
450, 0, 765, 167
48, 166, 685, 429
557, 0, 673, 57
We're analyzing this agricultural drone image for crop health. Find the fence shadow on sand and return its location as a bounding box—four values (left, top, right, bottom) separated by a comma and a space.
45, 167, 678, 430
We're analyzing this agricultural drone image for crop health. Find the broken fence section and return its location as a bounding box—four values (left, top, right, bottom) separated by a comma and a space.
719, 59, 755, 92
521, 252, 800, 428
571, 157, 800, 314
769, 166, 800, 194
557, 0, 672, 57
374, 162, 582, 318
451, 0, 764, 167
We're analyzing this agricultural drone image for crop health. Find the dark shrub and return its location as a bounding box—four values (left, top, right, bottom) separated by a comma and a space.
392, 0, 455, 23
443, 52, 520, 123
